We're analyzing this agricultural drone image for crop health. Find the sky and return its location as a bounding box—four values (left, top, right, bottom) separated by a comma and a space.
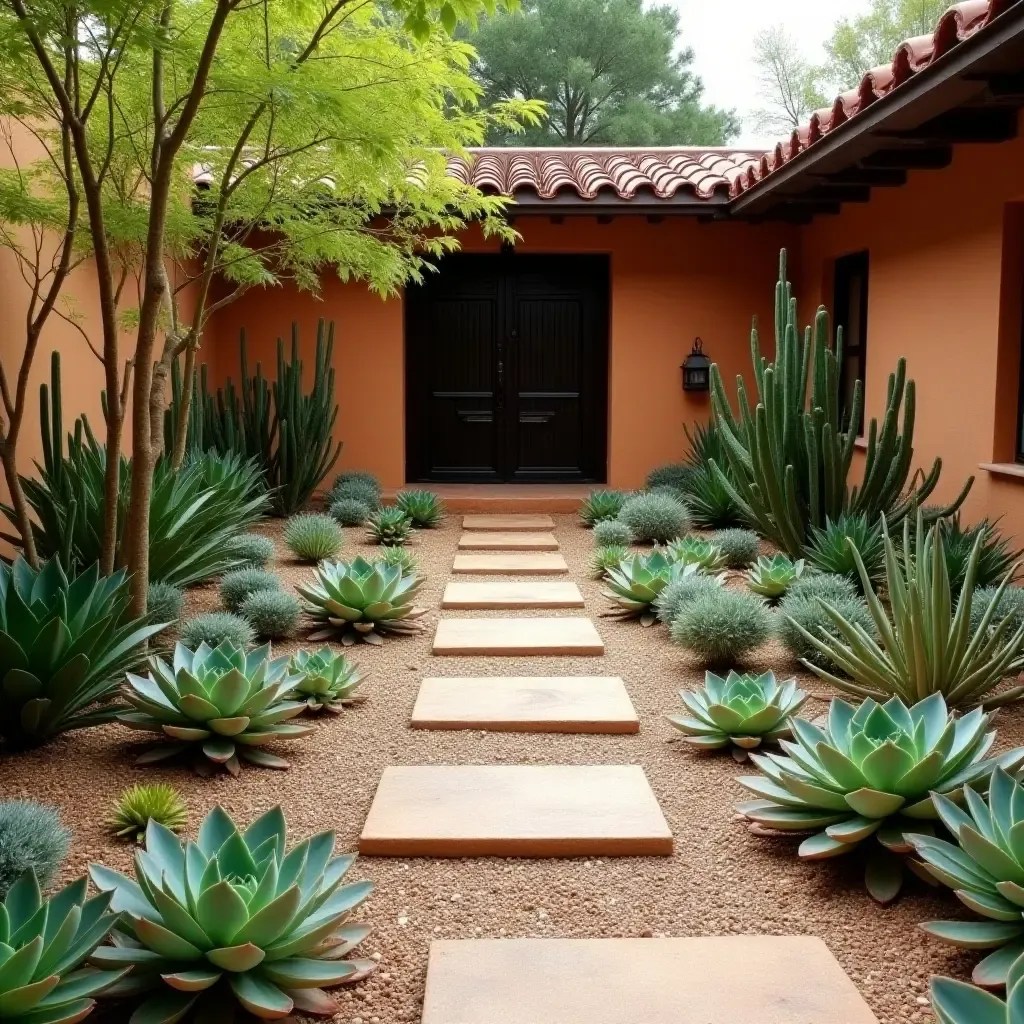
668, 0, 873, 148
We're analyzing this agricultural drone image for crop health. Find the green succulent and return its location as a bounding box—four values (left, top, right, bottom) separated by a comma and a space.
668, 670, 808, 760
395, 489, 445, 528
227, 534, 276, 569
106, 784, 188, 844
366, 506, 411, 546
0, 869, 125, 1024
296, 556, 425, 646
602, 552, 694, 625
374, 546, 417, 573
285, 514, 342, 562
679, 421, 744, 529
328, 497, 371, 527
807, 514, 884, 585
746, 554, 805, 600
665, 535, 728, 572
220, 568, 281, 613
289, 647, 367, 713
579, 490, 626, 526
240, 591, 301, 640
588, 544, 628, 579
0, 557, 164, 751
938, 518, 1022, 595
930, 954, 1024, 1022
89, 805, 375, 1021
180, 612, 255, 652
119, 641, 311, 775
736, 693, 1024, 902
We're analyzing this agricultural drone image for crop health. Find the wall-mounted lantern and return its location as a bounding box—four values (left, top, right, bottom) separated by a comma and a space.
682, 337, 711, 392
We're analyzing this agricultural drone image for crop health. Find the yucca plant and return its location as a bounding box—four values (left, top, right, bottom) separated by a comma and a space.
679, 423, 744, 528
790, 511, 1024, 708
289, 648, 367, 713
746, 554, 805, 601
806, 513, 884, 585
602, 552, 694, 626
736, 693, 1024, 902
366, 506, 412, 546
930, 964, 1024, 1024
579, 489, 626, 526
588, 544, 628, 579
120, 641, 311, 774
296, 556, 426, 645
89, 806, 375, 1021
106, 784, 188, 843
0, 557, 164, 751
668, 670, 808, 761
395, 489, 445, 528
665, 535, 728, 572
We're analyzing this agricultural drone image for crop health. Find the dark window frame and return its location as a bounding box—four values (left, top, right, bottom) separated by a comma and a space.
833, 250, 870, 436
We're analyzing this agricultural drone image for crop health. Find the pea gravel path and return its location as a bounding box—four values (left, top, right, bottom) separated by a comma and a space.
1, 512, 1008, 1024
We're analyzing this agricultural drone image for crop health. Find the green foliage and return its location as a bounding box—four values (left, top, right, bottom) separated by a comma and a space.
297, 555, 426, 645
653, 572, 724, 625
227, 533, 276, 569
709, 250, 971, 557
936, 518, 1022, 595
333, 471, 382, 496
669, 588, 773, 665
367, 506, 413, 546
121, 641, 311, 774
0, 801, 69, 899
785, 571, 859, 604
330, 496, 372, 527
668, 670, 807, 757
285, 513, 343, 562
971, 586, 1024, 641
579, 489, 627, 526
289, 647, 368, 713
737, 693, 1024, 902
679, 422, 744, 528
105, 784, 188, 844
665, 535, 728, 571
148, 581, 185, 624
89, 805, 375, 1020
619, 491, 689, 544
240, 590, 302, 640
0, 557, 163, 751
645, 464, 691, 493
329, 477, 382, 512
746, 554, 805, 601
219, 567, 281, 613
588, 544, 628, 579
710, 528, 760, 568
602, 551, 693, 625
777, 590, 876, 672
807, 513, 884, 585
593, 518, 633, 547
375, 546, 418, 573
468, 0, 739, 145
395, 489, 445, 527
180, 612, 256, 652
930, 968, 1023, 1024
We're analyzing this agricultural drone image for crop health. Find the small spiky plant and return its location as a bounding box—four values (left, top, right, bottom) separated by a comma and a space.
180, 611, 255, 650
219, 566, 281, 612
227, 532, 276, 568
396, 489, 445, 527
666, 535, 729, 572
588, 544, 628, 579
330, 495, 371, 526
376, 545, 418, 572
106, 783, 188, 843
240, 589, 301, 639
368, 505, 412, 546
289, 647, 367, 713
619, 491, 689, 543
711, 528, 760, 568
329, 476, 380, 512
147, 580, 184, 623
286, 512, 343, 561
746, 554, 805, 601
579, 489, 626, 526
593, 518, 633, 547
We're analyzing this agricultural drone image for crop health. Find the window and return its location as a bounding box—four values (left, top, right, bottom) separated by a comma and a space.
833, 251, 870, 435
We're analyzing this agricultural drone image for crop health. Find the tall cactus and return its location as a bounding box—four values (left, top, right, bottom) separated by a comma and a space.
709, 249, 972, 557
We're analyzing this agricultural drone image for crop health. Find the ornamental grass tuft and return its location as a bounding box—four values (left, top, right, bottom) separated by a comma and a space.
240, 589, 301, 639
669, 588, 772, 665
0, 800, 69, 898
106, 783, 188, 843
593, 518, 632, 547
286, 512, 343, 561
227, 532, 276, 568
619, 491, 689, 544
710, 528, 760, 568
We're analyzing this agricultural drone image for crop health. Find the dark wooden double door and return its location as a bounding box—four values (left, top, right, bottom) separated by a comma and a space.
405, 253, 608, 483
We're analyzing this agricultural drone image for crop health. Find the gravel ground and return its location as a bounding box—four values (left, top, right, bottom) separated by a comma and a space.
1, 512, 1009, 1023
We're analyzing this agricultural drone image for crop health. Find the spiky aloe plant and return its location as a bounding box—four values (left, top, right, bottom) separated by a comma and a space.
106, 784, 188, 843
588, 544, 628, 579
89, 806, 375, 1021
602, 552, 693, 626
579, 490, 626, 527
806, 513, 884, 584
289, 648, 367, 714
930, 956, 1024, 1022
366, 507, 411, 546
665, 536, 728, 572
746, 554, 805, 601
374, 546, 417, 573
395, 490, 445, 528
736, 693, 1024, 902
119, 641, 311, 775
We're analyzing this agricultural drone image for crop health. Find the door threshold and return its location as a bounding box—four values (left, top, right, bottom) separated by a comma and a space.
384, 483, 606, 513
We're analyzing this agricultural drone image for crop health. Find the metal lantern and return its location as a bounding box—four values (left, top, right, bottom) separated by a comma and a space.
682, 337, 711, 392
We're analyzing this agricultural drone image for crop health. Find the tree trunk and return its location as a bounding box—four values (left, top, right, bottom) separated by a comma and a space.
1, 448, 38, 568
170, 343, 197, 469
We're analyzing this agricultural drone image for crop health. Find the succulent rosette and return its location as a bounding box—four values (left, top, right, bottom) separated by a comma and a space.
288, 647, 366, 713
745, 554, 805, 600
602, 551, 695, 625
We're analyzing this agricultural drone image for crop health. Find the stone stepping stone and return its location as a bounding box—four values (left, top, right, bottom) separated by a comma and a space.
441, 581, 584, 609
458, 531, 559, 551
420, 936, 879, 1023
411, 677, 638, 733
463, 514, 555, 531
452, 552, 568, 575
359, 765, 673, 857
432, 617, 604, 656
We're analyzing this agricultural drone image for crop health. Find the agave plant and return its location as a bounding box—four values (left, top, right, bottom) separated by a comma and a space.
579, 489, 626, 527
289, 648, 367, 713
806, 513, 884, 584
89, 806, 375, 1020
296, 556, 426, 645
668, 670, 807, 761
938, 518, 1022, 595
746, 554, 805, 600
737, 692, 1024, 902
602, 552, 693, 626
909, 768, 1024, 987
106, 784, 188, 844
0, 869, 126, 1024
366, 506, 411, 546
395, 489, 445, 528
0, 557, 164, 751
930, 956, 1024, 1022
665, 536, 728, 572
119, 641, 311, 775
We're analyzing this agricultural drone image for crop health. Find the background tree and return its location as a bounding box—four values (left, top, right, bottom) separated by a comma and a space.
751, 25, 827, 135
466, 0, 738, 145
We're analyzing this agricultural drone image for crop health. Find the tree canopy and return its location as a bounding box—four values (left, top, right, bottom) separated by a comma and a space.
465, 0, 739, 146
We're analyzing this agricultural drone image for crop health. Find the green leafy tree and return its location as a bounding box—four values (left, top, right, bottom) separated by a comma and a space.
466, 0, 738, 145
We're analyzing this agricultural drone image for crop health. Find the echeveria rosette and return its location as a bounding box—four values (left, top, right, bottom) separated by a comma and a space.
665, 536, 729, 572
602, 552, 695, 626
119, 641, 311, 775
668, 670, 808, 761
908, 767, 1024, 988
736, 693, 1024, 903
89, 806, 375, 1022
0, 869, 126, 1024
288, 647, 367, 714
930, 952, 1024, 1023
745, 554, 805, 601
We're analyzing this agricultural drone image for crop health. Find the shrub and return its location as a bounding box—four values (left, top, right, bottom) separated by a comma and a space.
785, 571, 858, 604
653, 573, 724, 625
286, 512, 343, 561
645, 464, 691, 493
679, 421, 744, 528
330, 495, 371, 526
710, 528, 760, 568
593, 518, 633, 547
227, 531, 276, 568
330, 477, 381, 512
240, 589, 301, 639
0, 800, 70, 898
579, 489, 626, 526
396, 489, 445, 527
777, 592, 876, 671
147, 580, 184, 623
106, 784, 188, 843
670, 588, 773, 665
619, 491, 689, 544
219, 566, 281, 612
971, 585, 1024, 639
332, 469, 381, 497
588, 544, 628, 579
180, 611, 255, 651
367, 505, 412, 546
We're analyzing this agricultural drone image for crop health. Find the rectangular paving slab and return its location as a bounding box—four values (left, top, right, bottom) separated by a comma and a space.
463, 514, 555, 531
359, 765, 673, 857
451, 552, 568, 575
432, 617, 604, 656
458, 531, 559, 551
411, 677, 638, 733
421, 936, 880, 1024
441, 581, 584, 609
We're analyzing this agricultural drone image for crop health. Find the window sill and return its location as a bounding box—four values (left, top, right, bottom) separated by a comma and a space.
853, 436, 867, 450
979, 462, 1024, 481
